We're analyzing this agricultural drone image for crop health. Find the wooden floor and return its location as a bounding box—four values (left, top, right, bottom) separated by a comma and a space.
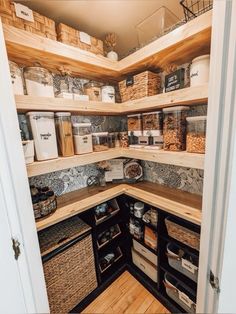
82, 271, 169, 314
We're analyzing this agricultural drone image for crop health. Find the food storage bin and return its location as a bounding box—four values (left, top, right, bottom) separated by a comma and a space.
119, 71, 161, 102
9, 61, 24, 95
142, 111, 163, 136
92, 132, 108, 152
163, 106, 189, 151
22, 140, 34, 164
24, 67, 54, 97
128, 114, 142, 136
55, 112, 74, 157
133, 239, 157, 266
164, 272, 196, 313
27, 112, 58, 161
186, 116, 207, 154
166, 242, 199, 282
132, 248, 157, 282
31, 186, 57, 219
101, 85, 115, 103
119, 132, 129, 148
84, 81, 102, 101
190, 55, 210, 86
73, 123, 93, 155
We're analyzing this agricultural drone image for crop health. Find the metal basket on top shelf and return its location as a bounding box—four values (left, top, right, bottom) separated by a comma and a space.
180, 0, 213, 21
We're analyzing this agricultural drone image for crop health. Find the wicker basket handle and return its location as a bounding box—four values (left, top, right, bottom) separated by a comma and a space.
57, 236, 69, 244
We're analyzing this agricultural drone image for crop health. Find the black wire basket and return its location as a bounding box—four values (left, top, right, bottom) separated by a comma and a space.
180, 0, 213, 21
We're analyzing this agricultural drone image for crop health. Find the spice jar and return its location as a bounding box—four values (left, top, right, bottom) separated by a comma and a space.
186, 116, 207, 154
134, 202, 145, 218
84, 81, 102, 101
101, 85, 115, 103
142, 111, 163, 136
163, 106, 189, 151
73, 123, 93, 155
9, 61, 24, 95
55, 112, 74, 157
92, 132, 109, 151
24, 67, 54, 97
119, 131, 129, 148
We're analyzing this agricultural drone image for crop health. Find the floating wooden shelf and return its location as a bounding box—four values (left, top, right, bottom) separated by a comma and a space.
27, 148, 204, 177
36, 182, 202, 231
4, 11, 212, 81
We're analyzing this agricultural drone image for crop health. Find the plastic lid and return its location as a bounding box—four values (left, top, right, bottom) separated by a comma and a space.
186, 115, 207, 122
55, 112, 71, 117
162, 106, 190, 113
92, 132, 108, 136
73, 123, 91, 127
142, 111, 162, 116
192, 54, 210, 63
26, 111, 54, 116
134, 202, 144, 210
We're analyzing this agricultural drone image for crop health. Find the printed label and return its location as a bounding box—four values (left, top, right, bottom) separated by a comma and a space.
79, 32, 91, 45
40, 133, 52, 140
182, 258, 198, 274
126, 76, 134, 87
14, 3, 34, 22
179, 291, 193, 308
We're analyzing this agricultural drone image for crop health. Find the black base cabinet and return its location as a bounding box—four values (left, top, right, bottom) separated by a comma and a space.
71, 195, 200, 314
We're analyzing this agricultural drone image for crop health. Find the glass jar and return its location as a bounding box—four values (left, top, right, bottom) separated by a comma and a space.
186, 116, 207, 154
119, 131, 129, 148
142, 111, 163, 136
133, 221, 143, 240
55, 112, 74, 157
108, 132, 116, 148
134, 202, 145, 218
101, 85, 115, 103
84, 81, 102, 101
9, 61, 24, 95
92, 132, 108, 152
72, 123, 93, 155
163, 106, 189, 151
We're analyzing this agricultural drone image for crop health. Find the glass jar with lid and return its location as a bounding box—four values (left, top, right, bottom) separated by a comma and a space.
84, 81, 102, 101
55, 112, 74, 157
163, 106, 189, 151
9, 61, 24, 95
92, 132, 108, 151
73, 123, 93, 155
101, 85, 115, 103
186, 116, 207, 153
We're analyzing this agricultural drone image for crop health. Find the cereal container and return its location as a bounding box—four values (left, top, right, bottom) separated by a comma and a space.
142, 111, 163, 136
163, 106, 189, 151
55, 112, 74, 157
128, 114, 142, 136
186, 116, 207, 154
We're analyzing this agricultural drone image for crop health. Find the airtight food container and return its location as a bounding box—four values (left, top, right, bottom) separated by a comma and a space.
101, 85, 115, 103
186, 116, 207, 154
27, 112, 58, 161
128, 114, 142, 136
84, 81, 102, 101
55, 112, 74, 157
24, 67, 54, 97
92, 132, 108, 152
9, 61, 24, 95
142, 111, 163, 136
190, 55, 210, 86
73, 123, 93, 155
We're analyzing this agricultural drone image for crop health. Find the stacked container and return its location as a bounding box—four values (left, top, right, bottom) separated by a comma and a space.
55, 112, 74, 157
24, 67, 54, 97
186, 116, 207, 154
73, 123, 93, 155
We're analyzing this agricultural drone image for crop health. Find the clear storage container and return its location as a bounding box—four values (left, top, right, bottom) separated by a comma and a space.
27, 112, 58, 161
108, 133, 116, 148
24, 67, 54, 97
73, 123, 93, 155
186, 116, 207, 154
84, 81, 102, 101
128, 114, 142, 136
163, 106, 189, 151
9, 61, 24, 95
92, 132, 108, 152
55, 112, 74, 157
101, 85, 115, 103
142, 111, 163, 136
119, 131, 129, 148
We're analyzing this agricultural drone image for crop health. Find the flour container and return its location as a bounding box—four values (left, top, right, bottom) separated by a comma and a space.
24, 67, 54, 97
27, 112, 58, 161
190, 55, 210, 86
73, 123, 93, 155
55, 112, 74, 157
9, 61, 24, 95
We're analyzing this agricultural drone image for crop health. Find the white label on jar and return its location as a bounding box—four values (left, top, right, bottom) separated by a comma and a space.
182, 258, 198, 274
79, 32, 91, 45
178, 291, 193, 308
14, 3, 34, 22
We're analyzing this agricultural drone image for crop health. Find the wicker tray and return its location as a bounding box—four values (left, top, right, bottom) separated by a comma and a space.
165, 217, 200, 251
119, 71, 161, 102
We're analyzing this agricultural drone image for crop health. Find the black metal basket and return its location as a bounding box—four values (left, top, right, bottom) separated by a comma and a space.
180, 0, 213, 21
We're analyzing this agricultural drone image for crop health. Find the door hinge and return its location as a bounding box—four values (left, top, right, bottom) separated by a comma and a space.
209, 270, 220, 293
12, 238, 21, 260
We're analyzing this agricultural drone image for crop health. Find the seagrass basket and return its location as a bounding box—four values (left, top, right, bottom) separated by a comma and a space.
38, 216, 97, 313
165, 217, 200, 251
119, 71, 161, 102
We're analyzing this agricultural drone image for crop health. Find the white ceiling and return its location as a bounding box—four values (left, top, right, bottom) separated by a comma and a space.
16, 0, 184, 57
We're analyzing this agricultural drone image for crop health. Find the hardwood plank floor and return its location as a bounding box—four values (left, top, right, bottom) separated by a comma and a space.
82, 271, 169, 314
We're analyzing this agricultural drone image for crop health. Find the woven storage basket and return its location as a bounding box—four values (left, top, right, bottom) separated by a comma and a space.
119, 71, 161, 102
38, 216, 97, 313
0, 0, 57, 40
165, 217, 200, 251
57, 23, 104, 55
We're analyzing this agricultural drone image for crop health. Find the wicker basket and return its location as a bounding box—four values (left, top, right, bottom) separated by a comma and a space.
119, 71, 161, 102
39, 216, 97, 313
0, 0, 57, 40
165, 217, 200, 251
57, 23, 104, 55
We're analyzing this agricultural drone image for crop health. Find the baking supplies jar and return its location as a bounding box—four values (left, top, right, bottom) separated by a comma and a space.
73, 123, 93, 155
134, 202, 145, 218
84, 81, 102, 101
101, 85, 115, 103
27, 112, 58, 161
163, 106, 189, 151
190, 55, 210, 86
119, 131, 129, 148
22, 140, 34, 164
142, 111, 163, 136
55, 112, 74, 157
9, 61, 24, 95
92, 132, 108, 152
24, 67, 54, 97
186, 116, 207, 154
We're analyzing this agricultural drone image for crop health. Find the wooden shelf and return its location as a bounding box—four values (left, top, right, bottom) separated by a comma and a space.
4, 11, 212, 81
36, 181, 202, 231
15, 84, 208, 115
